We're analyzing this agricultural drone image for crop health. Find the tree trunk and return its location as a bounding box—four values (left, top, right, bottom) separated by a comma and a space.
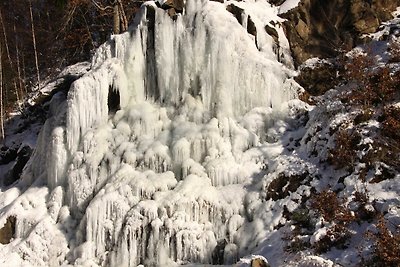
29, 0, 41, 91
14, 23, 25, 95
0, 44, 5, 140
0, 11, 12, 67
117, 0, 128, 32
113, 4, 120, 34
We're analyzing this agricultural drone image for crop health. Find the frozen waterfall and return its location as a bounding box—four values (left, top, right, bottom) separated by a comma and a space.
0, 0, 300, 266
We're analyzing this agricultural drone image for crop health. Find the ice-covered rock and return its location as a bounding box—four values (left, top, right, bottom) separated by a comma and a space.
0, 0, 301, 266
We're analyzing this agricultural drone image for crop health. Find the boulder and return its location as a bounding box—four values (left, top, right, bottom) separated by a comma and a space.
0, 216, 16, 244
251, 257, 270, 267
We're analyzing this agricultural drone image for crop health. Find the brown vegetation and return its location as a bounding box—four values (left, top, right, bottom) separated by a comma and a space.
328, 129, 361, 170
311, 190, 355, 253
340, 52, 399, 107
364, 216, 400, 267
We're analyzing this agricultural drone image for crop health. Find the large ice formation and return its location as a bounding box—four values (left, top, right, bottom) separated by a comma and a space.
0, 0, 300, 266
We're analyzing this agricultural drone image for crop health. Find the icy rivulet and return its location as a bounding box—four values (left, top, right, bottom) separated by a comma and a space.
0, 0, 300, 265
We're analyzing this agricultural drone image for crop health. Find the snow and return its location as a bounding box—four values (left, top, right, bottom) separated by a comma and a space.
0, 0, 300, 266
278, 0, 301, 14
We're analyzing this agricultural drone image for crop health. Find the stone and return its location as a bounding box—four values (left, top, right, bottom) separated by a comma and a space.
251, 257, 270, 267
212, 239, 227, 265
162, 0, 184, 12
226, 4, 244, 25
3, 145, 33, 186
0, 216, 16, 244
265, 24, 279, 44
167, 7, 178, 20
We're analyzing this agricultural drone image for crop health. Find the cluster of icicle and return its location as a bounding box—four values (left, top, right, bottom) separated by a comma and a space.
0, 0, 299, 266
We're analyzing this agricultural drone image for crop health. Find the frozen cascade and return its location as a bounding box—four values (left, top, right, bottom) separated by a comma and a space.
0, 0, 301, 266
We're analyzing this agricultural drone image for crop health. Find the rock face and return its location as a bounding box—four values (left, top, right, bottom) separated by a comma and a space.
295, 60, 339, 96
157, 0, 184, 19
0, 216, 16, 244
0, 145, 33, 187
281, 0, 400, 65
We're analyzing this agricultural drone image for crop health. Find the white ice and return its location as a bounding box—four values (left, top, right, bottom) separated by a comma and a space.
0, 0, 301, 266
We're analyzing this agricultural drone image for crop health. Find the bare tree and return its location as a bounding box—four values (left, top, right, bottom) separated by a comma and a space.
0, 11, 12, 67
14, 23, 25, 95
91, 0, 127, 34
0, 44, 4, 140
29, 0, 40, 91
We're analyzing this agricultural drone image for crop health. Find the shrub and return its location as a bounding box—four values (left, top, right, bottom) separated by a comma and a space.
340, 51, 400, 107
342, 53, 375, 89
365, 217, 400, 267
311, 190, 354, 224
328, 129, 361, 170
381, 106, 400, 141
313, 224, 352, 253
352, 188, 377, 222
311, 190, 355, 253
285, 236, 311, 253
388, 40, 400, 63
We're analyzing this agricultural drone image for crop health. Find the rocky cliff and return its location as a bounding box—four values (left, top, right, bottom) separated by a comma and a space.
279, 0, 400, 65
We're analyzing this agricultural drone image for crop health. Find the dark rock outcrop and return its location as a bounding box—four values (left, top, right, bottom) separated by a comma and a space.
266, 172, 310, 201
269, 0, 286, 5
0, 216, 16, 244
3, 145, 33, 186
226, 4, 258, 47
280, 0, 400, 65
226, 4, 245, 25
162, 0, 184, 12
296, 61, 339, 96
156, 0, 184, 19
0, 145, 18, 165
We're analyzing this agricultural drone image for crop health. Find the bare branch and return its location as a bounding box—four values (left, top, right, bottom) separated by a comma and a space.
91, 0, 113, 11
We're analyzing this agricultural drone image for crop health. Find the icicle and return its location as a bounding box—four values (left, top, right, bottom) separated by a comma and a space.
2, 0, 303, 266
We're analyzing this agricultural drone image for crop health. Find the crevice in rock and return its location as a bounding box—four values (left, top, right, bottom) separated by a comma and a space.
108, 87, 121, 114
